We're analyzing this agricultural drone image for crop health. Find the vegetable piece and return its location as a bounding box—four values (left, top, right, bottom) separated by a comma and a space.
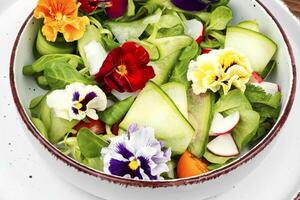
119, 81, 195, 155
74, 118, 106, 135
48, 109, 79, 144
228, 109, 260, 150
161, 82, 188, 118
171, 0, 218, 12
106, 9, 162, 43
250, 72, 264, 83
206, 6, 233, 31
204, 150, 235, 164
44, 62, 95, 89
177, 151, 208, 178
187, 90, 215, 157
250, 82, 280, 96
36, 30, 76, 56
31, 117, 49, 140
162, 161, 177, 179
30, 94, 47, 118
150, 36, 193, 60
83, 40, 107, 75
237, 20, 260, 32
215, 89, 252, 113
99, 96, 135, 126
77, 128, 109, 158
209, 112, 240, 136
184, 19, 204, 44
106, 0, 128, 19
151, 50, 181, 85
78, 25, 106, 70
225, 26, 277, 73
31, 54, 83, 73
260, 60, 276, 79
23, 65, 35, 76
207, 134, 239, 157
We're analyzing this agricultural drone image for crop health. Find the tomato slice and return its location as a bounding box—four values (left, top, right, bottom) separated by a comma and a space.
74, 118, 106, 135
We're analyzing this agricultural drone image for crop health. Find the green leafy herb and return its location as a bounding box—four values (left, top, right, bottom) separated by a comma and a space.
77, 128, 109, 158
44, 62, 95, 89
206, 6, 233, 31
31, 54, 83, 73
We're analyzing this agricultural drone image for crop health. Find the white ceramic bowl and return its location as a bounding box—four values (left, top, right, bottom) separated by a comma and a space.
10, 0, 297, 199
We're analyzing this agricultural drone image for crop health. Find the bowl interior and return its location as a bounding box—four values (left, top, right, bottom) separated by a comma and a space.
11, 0, 295, 184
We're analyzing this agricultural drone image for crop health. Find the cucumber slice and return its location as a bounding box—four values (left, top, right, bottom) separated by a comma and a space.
31, 117, 49, 140
260, 60, 276, 79
119, 81, 194, 155
237, 20, 260, 32
78, 25, 103, 68
36, 30, 75, 56
48, 110, 78, 144
225, 26, 277, 73
150, 36, 193, 60
187, 90, 215, 158
151, 50, 181, 85
161, 82, 188, 118
204, 150, 236, 165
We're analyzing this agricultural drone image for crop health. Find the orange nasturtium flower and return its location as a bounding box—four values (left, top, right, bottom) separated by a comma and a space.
34, 0, 90, 42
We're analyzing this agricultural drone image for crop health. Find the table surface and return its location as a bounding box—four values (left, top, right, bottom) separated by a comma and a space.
284, 0, 300, 17
1, 1, 300, 200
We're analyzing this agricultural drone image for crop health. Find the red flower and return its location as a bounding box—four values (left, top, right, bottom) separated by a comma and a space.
78, 0, 128, 19
95, 42, 155, 93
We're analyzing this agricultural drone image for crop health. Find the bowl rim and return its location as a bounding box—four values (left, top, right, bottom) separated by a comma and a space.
9, 0, 297, 188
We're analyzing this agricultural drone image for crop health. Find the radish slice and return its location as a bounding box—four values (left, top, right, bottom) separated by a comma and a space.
249, 72, 263, 83
184, 19, 204, 44
202, 48, 212, 54
84, 40, 108, 76
207, 134, 239, 157
209, 112, 240, 136
251, 82, 279, 96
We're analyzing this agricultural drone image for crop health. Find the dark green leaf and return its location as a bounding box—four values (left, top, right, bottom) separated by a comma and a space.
77, 128, 109, 158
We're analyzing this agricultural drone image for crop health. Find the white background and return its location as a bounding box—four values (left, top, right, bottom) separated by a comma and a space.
0, 0, 300, 199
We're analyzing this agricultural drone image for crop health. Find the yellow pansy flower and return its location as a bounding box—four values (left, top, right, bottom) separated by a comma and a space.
34, 0, 89, 42
187, 53, 221, 94
187, 48, 253, 95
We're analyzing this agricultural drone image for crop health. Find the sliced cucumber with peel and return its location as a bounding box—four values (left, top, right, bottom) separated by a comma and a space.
130, 39, 160, 60
187, 90, 215, 158
237, 20, 259, 32
119, 81, 194, 155
150, 36, 193, 60
36, 30, 75, 56
151, 50, 181, 85
161, 82, 188, 118
225, 26, 277, 73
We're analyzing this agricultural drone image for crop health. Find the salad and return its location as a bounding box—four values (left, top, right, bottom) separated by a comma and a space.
23, 0, 282, 180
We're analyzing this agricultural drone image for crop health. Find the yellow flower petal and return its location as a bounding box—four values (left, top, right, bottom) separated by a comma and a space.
41, 21, 59, 42
61, 16, 90, 42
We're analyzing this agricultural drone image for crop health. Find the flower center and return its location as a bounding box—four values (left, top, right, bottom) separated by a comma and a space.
75, 102, 83, 110
116, 64, 128, 76
128, 159, 139, 171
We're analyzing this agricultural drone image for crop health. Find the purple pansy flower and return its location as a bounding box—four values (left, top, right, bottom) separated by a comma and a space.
47, 82, 107, 121
101, 124, 171, 180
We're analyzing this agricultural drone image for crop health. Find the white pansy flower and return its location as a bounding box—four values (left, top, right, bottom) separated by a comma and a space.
47, 82, 107, 121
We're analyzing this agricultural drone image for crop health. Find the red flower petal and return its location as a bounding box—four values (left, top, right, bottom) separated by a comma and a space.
95, 47, 122, 80
106, 0, 128, 19
79, 0, 99, 14
126, 66, 155, 91
122, 42, 150, 66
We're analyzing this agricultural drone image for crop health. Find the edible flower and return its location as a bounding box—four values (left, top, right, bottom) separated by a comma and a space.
78, 0, 128, 19
171, 0, 218, 12
101, 124, 171, 180
95, 42, 155, 93
47, 82, 107, 121
34, 0, 89, 42
187, 48, 252, 95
